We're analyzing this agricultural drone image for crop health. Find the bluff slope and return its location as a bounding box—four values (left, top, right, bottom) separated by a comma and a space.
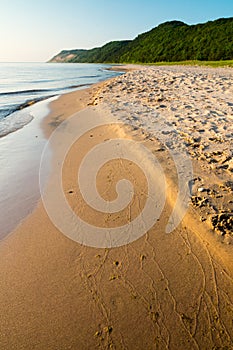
50, 18, 233, 63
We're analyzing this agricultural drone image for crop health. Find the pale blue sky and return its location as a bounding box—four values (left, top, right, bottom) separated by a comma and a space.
0, 0, 232, 62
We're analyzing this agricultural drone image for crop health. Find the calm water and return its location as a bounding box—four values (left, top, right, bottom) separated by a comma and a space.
0, 62, 121, 137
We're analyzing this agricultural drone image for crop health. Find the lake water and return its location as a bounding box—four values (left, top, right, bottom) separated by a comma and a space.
0, 62, 121, 137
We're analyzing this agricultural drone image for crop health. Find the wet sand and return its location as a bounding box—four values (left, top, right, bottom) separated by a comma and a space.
0, 97, 57, 239
0, 65, 232, 349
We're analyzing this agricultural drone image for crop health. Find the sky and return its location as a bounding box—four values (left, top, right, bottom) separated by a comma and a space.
0, 0, 232, 62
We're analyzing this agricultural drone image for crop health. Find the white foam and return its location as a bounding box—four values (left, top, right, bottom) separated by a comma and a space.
0, 109, 34, 138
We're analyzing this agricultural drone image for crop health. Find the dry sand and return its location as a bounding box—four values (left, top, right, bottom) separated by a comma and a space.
0, 65, 233, 349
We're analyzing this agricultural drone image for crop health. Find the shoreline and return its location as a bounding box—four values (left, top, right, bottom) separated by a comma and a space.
0, 68, 124, 239
0, 62, 121, 139
0, 65, 233, 349
0, 83, 99, 139
0, 96, 58, 240
0, 95, 56, 139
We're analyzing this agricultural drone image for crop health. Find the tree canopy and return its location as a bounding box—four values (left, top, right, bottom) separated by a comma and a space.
49, 18, 233, 63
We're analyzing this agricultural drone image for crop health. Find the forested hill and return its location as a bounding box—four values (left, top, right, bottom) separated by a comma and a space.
49, 18, 233, 63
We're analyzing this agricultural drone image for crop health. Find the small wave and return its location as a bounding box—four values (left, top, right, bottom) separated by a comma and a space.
0, 106, 18, 120
0, 88, 51, 97
31, 79, 58, 84
0, 95, 55, 123
62, 83, 92, 90
15, 95, 55, 111
78, 75, 101, 79
0, 110, 34, 138
0, 83, 93, 98
0, 84, 92, 122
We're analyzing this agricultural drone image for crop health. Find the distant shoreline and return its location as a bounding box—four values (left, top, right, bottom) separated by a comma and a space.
49, 17, 233, 65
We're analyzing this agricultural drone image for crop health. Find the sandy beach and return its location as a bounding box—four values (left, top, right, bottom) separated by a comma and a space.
0, 65, 233, 349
